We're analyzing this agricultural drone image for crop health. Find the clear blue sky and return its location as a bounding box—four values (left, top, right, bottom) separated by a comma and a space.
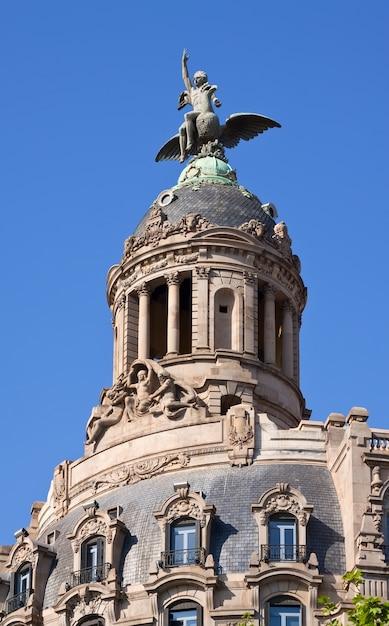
0, 1, 388, 543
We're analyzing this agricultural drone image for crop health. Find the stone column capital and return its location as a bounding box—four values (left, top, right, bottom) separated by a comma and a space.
116, 291, 126, 310
165, 271, 181, 286
243, 271, 256, 285
136, 282, 151, 297
263, 283, 275, 298
196, 266, 210, 279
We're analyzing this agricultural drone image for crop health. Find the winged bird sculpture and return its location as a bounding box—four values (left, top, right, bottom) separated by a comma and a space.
156, 50, 281, 163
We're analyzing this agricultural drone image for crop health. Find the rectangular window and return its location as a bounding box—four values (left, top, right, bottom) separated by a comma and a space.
170, 608, 197, 626
269, 517, 297, 560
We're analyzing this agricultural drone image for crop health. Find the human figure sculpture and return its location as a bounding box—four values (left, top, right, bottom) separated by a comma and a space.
86, 374, 127, 447
178, 49, 221, 162
125, 368, 153, 420
149, 371, 197, 419
156, 50, 281, 163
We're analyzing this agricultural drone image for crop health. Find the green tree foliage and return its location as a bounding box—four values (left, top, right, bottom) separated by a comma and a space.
318, 569, 389, 626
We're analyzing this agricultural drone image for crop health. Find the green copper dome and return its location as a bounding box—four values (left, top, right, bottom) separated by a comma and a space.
176, 156, 237, 187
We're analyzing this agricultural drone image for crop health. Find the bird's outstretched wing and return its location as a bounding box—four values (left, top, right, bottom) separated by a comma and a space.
155, 134, 181, 162
220, 113, 281, 149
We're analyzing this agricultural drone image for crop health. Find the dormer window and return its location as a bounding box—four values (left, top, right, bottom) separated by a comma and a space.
73, 536, 106, 585
170, 518, 199, 566
6, 562, 31, 613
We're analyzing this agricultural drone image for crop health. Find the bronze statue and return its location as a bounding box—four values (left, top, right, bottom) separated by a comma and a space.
156, 50, 281, 163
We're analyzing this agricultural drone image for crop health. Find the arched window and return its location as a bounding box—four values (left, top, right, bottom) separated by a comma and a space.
6, 562, 32, 613
214, 288, 235, 350
75, 536, 106, 585
168, 601, 202, 626
266, 513, 298, 562
166, 518, 200, 567
268, 595, 302, 626
77, 618, 105, 626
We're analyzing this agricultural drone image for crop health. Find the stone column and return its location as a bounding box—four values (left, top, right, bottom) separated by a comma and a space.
114, 292, 126, 378
165, 272, 181, 356
136, 283, 151, 359
282, 300, 294, 379
243, 272, 256, 356
293, 311, 301, 383
195, 266, 210, 351
263, 284, 276, 365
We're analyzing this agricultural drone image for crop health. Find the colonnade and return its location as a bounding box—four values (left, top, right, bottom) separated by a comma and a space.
125, 270, 299, 380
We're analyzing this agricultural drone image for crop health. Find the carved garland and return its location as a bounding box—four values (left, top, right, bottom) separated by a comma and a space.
73, 518, 112, 553
166, 500, 205, 526
259, 493, 308, 526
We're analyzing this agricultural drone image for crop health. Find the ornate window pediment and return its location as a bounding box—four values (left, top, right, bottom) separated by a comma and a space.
66, 501, 127, 587
252, 483, 313, 565
154, 483, 215, 570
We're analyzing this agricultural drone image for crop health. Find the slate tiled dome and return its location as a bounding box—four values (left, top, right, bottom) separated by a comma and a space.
41, 464, 345, 608
135, 182, 276, 236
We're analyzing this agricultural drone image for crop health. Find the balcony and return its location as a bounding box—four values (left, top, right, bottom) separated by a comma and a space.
261, 544, 307, 563
5, 590, 30, 615
160, 547, 206, 568
68, 563, 111, 588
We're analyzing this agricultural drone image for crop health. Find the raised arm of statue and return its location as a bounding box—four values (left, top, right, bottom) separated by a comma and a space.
181, 49, 192, 93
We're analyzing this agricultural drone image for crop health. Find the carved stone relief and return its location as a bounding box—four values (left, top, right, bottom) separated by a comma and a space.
53, 462, 70, 518
272, 221, 292, 259
227, 404, 255, 467
123, 208, 212, 258
239, 219, 265, 239
93, 452, 190, 493
12, 544, 33, 568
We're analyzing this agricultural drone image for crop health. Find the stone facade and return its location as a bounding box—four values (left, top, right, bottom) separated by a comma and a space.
1, 155, 388, 626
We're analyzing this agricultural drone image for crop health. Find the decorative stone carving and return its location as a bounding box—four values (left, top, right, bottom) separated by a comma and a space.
93, 453, 190, 493
85, 374, 127, 449
125, 359, 205, 421
73, 518, 111, 554
196, 265, 211, 279
12, 544, 33, 568
272, 221, 292, 258
53, 462, 70, 518
356, 503, 386, 567
252, 484, 313, 557
154, 482, 216, 552
123, 208, 212, 258
227, 404, 255, 467
243, 271, 256, 285
165, 271, 181, 286
239, 219, 265, 239
175, 251, 199, 264
371, 466, 383, 495
66, 590, 106, 626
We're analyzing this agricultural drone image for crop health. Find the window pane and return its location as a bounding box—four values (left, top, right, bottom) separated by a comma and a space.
170, 608, 197, 626
270, 605, 301, 626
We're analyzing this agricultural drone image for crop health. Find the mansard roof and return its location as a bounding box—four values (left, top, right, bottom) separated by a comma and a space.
41, 463, 345, 608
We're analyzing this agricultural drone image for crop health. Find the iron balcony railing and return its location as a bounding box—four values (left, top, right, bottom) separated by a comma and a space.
160, 547, 206, 568
261, 544, 307, 563
69, 563, 110, 588
6, 589, 30, 614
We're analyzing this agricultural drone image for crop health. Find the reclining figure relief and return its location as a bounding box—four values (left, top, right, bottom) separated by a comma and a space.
85, 360, 204, 449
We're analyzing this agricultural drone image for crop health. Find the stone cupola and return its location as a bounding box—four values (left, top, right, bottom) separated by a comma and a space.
107, 154, 307, 437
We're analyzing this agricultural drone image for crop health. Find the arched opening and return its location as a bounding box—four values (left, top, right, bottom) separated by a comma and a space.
214, 288, 235, 350
268, 595, 302, 626
275, 300, 283, 368
257, 287, 265, 360
220, 394, 241, 416
179, 277, 192, 354
77, 618, 105, 626
168, 600, 202, 626
150, 283, 168, 359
